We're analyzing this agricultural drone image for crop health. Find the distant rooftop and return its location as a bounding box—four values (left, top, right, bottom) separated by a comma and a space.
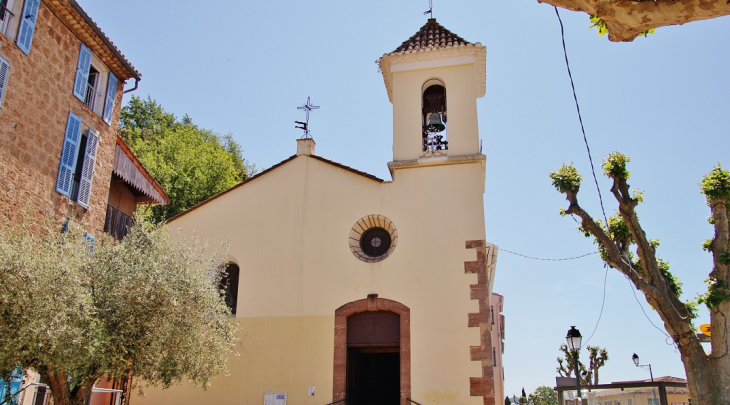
388, 18, 473, 55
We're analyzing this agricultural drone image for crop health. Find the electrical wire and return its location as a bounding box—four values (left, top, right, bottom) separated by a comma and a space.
554, 7, 609, 227
554, 7, 612, 347
581, 264, 609, 347
499, 248, 597, 261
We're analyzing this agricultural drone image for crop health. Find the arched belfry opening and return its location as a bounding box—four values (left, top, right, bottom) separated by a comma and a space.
422, 79, 448, 153
333, 295, 410, 405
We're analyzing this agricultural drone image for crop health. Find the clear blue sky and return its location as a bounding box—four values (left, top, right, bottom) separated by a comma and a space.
78, 0, 729, 398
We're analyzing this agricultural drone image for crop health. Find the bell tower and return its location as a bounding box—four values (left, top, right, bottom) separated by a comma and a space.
378, 19, 486, 163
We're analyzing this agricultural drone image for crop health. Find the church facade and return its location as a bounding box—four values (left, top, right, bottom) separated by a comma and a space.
134, 19, 502, 405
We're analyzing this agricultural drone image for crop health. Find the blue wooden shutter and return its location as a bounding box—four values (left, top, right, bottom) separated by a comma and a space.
102, 73, 118, 124
73, 44, 92, 101
16, 0, 40, 55
76, 128, 99, 208
0, 56, 9, 107
55, 112, 82, 197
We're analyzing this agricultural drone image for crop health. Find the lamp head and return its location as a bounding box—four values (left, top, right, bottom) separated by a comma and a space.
632, 353, 639, 366
566, 326, 582, 351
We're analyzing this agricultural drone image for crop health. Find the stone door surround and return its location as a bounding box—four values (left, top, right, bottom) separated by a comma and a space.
333, 294, 411, 405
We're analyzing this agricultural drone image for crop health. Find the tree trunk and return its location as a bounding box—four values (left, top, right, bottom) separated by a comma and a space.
42, 370, 97, 405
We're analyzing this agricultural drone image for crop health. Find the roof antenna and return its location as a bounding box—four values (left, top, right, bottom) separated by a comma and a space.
423, 0, 433, 19
295, 97, 320, 139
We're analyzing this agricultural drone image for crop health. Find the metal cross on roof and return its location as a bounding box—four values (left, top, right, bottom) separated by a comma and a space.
295, 97, 320, 139
423, 0, 433, 18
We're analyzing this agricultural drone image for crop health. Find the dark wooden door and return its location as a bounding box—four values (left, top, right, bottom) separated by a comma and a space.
346, 311, 401, 405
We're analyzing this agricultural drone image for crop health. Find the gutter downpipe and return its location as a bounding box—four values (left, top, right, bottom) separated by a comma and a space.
123, 78, 139, 94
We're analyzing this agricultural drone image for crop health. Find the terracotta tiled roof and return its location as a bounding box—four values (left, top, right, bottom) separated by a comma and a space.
44, 0, 140, 80
389, 19, 472, 55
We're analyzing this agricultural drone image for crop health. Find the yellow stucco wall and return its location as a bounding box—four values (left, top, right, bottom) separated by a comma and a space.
132, 151, 488, 405
135, 38, 491, 405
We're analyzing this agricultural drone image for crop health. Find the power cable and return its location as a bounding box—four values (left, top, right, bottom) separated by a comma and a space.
554, 7, 609, 227
554, 7, 612, 346
499, 248, 597, 261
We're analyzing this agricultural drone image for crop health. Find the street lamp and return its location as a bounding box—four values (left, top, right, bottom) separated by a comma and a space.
566, 326, 583, 399
631, 353, 654, 382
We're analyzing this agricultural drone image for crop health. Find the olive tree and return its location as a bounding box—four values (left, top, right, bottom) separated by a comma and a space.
0, 217, 239, 405
550, 153, 730, 404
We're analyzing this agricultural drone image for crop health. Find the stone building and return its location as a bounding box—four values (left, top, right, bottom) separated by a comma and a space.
0, 0, 167, 236
135, 19, 504, 405
0, 1, 167, 403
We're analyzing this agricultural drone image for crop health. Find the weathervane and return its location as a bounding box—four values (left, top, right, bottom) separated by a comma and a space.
423, 0, 433, 18
295, 97, 320, 139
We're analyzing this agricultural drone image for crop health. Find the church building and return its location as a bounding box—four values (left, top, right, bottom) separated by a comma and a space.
134, 19, 503, 405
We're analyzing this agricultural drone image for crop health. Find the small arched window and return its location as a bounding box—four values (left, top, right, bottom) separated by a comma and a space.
422, 80, 448, 153
220, 263, 240, 316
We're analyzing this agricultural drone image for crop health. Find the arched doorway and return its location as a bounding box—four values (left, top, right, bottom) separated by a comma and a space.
333, 295, 410, 405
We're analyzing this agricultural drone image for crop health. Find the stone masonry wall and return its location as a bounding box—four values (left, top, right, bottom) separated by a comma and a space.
0, 1, 126, 236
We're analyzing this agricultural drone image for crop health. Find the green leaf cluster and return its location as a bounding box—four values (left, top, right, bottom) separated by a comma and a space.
120, 96, 256, 222
698, 277, 730, 310
0, 216, 239, 403
588, 15, 654, 38
549, 163, 583, 194
528, 386, 558, 405
601, 152, 631, 180
700, 164, 730, 201
589, 15, 609, 37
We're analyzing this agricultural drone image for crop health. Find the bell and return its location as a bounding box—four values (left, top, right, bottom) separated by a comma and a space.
425, 112, 445, 133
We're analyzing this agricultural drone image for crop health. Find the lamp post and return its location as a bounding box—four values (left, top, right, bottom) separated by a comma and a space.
631, 353, 654, 382
566, 326, 583, 399
632, 353, 657, 404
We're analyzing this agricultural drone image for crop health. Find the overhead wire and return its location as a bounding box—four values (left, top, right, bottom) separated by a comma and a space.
499, 249, 597, 261
554, 7, 610, 344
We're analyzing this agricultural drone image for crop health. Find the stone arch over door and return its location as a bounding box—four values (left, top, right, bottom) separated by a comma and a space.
333, 294, 410, 405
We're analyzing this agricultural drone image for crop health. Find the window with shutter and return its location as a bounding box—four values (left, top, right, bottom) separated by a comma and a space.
15, 0, 39, 55
55, 112, 82, 197
102, 72, 117, 124
0, 56, 9, 107
73, 43, 92, 101
76, 128, 99, 208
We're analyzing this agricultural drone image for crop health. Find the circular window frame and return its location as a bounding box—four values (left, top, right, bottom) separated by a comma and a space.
349, 215, 398, 263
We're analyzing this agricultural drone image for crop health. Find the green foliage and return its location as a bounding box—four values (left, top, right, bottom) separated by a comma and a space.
601, 152, 631, 180
658, 258, 682, 297
607, 213, 632, 243
528, 386, 558, 405
120, 96, 256, 222
698, 277, 730, 310
703, 239, 713, 251
557, 344, 608, 386
589, 15, 654, 38
0, 216, 239, 405
700, 164, 730, 201
550, 163, 583, 194
589, 15, 609, 37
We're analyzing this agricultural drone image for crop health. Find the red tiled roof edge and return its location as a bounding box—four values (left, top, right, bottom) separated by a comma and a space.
52, 0, 141, 80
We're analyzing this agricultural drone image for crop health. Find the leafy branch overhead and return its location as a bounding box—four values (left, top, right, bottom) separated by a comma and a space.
538, 0, 730, 42
550, 152, 730, 404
